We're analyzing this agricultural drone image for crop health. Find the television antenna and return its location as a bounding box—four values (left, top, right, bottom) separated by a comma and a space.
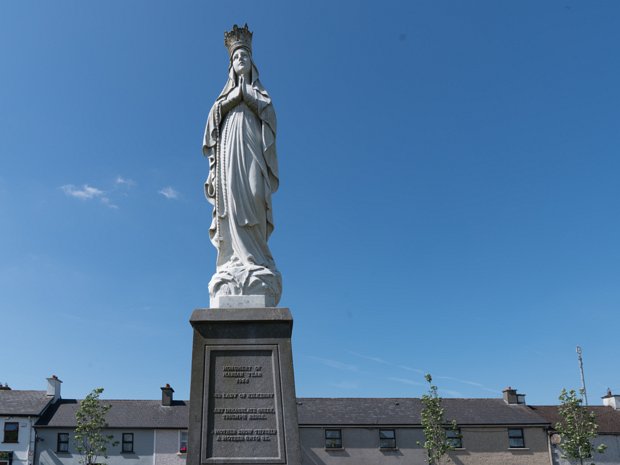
576, 346, 589, 406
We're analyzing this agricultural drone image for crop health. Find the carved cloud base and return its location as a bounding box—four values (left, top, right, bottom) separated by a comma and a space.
209, 264, 282, 307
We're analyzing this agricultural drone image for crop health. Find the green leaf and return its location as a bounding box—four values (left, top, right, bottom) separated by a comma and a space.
74, 388, 115, 465
555, 388, 606, 463
419, 373, 458, 465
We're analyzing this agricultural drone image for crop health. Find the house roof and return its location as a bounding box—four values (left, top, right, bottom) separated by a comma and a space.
530, 405, 620, 435
37, 397, 575, 430
0, 390, 53, 416
36, 399, 189, 429
296, 398, 550, 426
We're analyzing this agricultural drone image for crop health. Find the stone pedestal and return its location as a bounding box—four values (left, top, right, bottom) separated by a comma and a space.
188, 308, 301, 465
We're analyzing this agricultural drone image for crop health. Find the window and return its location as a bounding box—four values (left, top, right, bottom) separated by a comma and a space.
179, 431, 188, 454
57, 433, 69, 453
446, 428, 462, 448
379, 429, 396, 449
122, 433, 134, 453
3, 422, 18, 443
0, 451, 13, 465
324, 429, 342, 449
508, 428, 525, 448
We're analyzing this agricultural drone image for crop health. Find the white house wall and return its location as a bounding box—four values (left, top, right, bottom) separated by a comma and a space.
551, 435, 620, 465
153, 430, 186, 465
36, 429, 153, 465
0, 417, 36, 465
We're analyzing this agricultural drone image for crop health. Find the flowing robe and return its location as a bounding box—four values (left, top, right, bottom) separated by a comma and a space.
202, 63, 280, 298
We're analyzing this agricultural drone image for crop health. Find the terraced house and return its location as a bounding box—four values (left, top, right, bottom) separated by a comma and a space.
34, 385, 188, 465
0, 377, 62, 465
531, 391, 620, 465
297, 388, 551, 465
3, 379, 620, 465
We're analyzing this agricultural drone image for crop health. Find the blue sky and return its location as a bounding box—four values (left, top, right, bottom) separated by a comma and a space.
1, 1, 619, 405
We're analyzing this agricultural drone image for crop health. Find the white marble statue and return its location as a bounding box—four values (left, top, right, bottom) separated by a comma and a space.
202, 24, 281, 307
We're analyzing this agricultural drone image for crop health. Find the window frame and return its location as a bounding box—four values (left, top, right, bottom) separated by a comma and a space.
0, 451, 13, 465
508, 428, 525, 448
121, 433, 134, 454
379, 429, 396, 449
179, 430, 188, 454
3, 422, 18, 443
56, 433, 69, 453
446, 427, 462, 449
324, 429, 342, 449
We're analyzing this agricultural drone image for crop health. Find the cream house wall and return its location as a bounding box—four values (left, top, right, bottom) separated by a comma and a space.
448, 426, 550, 465
301, 427, 425, 465
300, 426, 551, 465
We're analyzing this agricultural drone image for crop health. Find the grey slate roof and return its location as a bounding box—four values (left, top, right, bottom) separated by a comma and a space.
0, 390, 53, 416
530, 405, 620, 434
36, 400, 189, 429
296, 398, 550, 426
36, 397, 551, 429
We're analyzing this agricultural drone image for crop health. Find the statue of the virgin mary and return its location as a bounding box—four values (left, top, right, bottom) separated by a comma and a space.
202, 24, 281, 307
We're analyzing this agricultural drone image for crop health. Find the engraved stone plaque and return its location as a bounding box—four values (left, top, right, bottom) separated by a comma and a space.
202, 345, 285, 463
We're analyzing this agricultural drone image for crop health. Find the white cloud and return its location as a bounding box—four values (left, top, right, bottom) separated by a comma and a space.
61, 184, 104, 200
439, 389, 463, 398
347, 350, 500, 396
100, 196, 119, 209
60, 184, 118, 208
115, 176, 135, 187
387, 377, 423, 386
331, 381, 360, 390
396, 365, 426, 374
159, 186, 179, 199
348, 351, 425, 374
307, 356, 359, 372
436, 376, 501, 394
347, 351, 392, 366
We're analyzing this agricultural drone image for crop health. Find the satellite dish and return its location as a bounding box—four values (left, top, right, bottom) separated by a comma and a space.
551, 434, 562, 445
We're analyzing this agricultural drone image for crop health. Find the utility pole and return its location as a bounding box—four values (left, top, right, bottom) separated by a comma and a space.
576, 346, 589, 406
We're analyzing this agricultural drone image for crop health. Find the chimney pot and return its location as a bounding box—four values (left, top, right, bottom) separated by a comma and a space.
161, 384, 174, 406
46, 376, 62, 401
503, 386, 526, 405
602, 390, 620, 410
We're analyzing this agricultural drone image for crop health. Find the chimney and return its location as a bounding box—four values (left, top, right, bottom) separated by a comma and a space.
602, 389, 620, 410
503, 386, 526, 405
161, 384, 174, 406
46, 375, 62, 402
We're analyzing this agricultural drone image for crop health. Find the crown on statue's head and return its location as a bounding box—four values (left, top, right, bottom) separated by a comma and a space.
225, 24, 253, 57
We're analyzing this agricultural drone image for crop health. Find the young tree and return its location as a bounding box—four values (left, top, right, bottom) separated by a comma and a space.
74, 388, 118, 465
555, 388, 606, 465
418, 374, 459, 465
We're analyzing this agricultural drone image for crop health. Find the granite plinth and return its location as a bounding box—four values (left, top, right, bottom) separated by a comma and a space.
188, 307, 300, 465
